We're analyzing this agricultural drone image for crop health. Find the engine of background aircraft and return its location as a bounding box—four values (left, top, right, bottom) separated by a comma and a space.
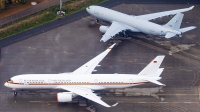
99, 25, 109, 33
56, 92, 73, 102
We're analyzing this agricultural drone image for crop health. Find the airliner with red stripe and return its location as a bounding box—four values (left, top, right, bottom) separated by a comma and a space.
4, 43, 165, 107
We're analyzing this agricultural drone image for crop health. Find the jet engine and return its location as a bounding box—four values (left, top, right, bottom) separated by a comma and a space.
57, 92, 73, 102
99, 25, 109, 33
178, 34, 182, 37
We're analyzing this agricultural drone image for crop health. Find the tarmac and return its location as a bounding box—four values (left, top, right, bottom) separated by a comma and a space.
0, 1, 200, 112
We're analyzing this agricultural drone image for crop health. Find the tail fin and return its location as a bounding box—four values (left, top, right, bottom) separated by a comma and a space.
163, 13, 184, 30
138, 55, 165, 77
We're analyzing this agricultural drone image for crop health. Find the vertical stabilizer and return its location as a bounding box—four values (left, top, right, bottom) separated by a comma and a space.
138, 56, 165, 77
163, 13, 184, 30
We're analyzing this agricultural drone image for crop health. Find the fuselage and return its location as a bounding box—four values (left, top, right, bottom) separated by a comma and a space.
86, 6, 181, 36
4, 74, 160, 90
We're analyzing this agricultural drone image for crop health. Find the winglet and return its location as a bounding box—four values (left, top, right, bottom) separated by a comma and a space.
112, 103, 119, 107
189, 6, 194, 10
107, 43, 116, 50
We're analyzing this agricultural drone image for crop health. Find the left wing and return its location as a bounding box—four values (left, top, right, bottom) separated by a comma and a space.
58, 86, 118, 107
136, 6, 194, 21
72, 44, 115, 74
100, 21, 129, 42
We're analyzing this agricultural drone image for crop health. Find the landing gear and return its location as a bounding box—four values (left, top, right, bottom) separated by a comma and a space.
88, 19, 98, 27
95, 19, 99, 23
13, 91, 17, 96
120, 31, 130, 38
120, 33, 129, 38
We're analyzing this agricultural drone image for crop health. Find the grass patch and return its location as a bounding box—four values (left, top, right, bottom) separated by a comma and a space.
0, 0, 108, 40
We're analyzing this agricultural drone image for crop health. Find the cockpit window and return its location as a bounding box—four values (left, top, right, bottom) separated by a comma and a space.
8, 79, 13, 83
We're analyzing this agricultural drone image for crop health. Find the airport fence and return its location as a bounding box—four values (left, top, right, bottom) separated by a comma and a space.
0, 0, 70, 28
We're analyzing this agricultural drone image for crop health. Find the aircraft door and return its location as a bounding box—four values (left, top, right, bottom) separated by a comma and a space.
48, 79, 51, 85
160, 30, 164, 36
94, 79, 98, 85
129, 79, 133, 85
19, 79, 23, 85
149, 29, 155, 35
24, 80, 28, 85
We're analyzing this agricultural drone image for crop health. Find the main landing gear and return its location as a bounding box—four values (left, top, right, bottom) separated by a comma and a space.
13, 91, 17, 96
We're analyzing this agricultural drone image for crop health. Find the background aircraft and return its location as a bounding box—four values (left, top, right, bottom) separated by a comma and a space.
5, 44, 165, 107
86, 6, 196, 42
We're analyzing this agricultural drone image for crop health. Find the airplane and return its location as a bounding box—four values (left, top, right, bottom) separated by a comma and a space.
4, 43, 165, 107
86, 5, 196, 42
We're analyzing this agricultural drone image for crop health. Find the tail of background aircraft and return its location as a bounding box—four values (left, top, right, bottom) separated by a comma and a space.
138, 55, 165, 77
163, 13, 184, 31
163, 13, 196, 38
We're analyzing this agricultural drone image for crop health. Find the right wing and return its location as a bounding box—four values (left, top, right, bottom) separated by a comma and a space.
72, 44, 115, 74
136, 6, 194, 21
58, 86, 118, 107
100, 21, 129, 42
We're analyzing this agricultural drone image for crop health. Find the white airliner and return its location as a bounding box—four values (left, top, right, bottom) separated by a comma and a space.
4, 44, 165, 107
86, 6, 196, 42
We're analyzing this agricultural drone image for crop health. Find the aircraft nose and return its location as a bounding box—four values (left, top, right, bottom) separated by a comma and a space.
86, 7, 89, 12
86, 6, 91, 13
4, 82, 8, 87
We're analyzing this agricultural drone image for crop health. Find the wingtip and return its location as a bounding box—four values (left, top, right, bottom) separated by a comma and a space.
100, 39, 104, 42
193, 26, 197, 29
100, 39, 107, 42
189, 6, 194, 10
112, 103, 119, 107
107, 43, 116, 50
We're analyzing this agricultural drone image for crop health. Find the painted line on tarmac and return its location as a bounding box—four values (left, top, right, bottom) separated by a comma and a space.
27, 101, 199, 104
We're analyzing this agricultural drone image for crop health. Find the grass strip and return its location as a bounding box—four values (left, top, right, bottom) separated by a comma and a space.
0, 0, 108, 40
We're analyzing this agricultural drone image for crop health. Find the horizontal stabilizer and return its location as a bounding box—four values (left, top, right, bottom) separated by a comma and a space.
165, 32, 176, 38
179, 26, 196, 33
146, 79, 164, 86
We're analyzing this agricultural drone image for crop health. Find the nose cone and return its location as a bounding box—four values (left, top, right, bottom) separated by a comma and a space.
4, 82, 8, 87
86, 6, 94, 14
86, 7, 90, 13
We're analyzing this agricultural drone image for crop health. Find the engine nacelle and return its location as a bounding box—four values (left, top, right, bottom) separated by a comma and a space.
99, 25, 109, 33
57, 92, 73, 102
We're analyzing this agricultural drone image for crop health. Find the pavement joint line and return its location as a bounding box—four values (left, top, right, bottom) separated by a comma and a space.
0, 92, 199, 96
198, 86, 200, 101
184, 102, 192, 103
160, 102, 168, 103
138, 102, 146, 103
178, 68, 192, 72
181, 51, 200, 59
19, 101, 200, 104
